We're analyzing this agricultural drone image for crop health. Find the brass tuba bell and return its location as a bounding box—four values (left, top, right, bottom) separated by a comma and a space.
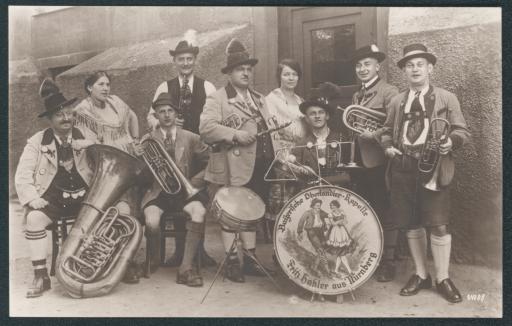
56, 144, 145, 298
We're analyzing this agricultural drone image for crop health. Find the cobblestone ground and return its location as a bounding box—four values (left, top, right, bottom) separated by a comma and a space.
9, 200, 501, 317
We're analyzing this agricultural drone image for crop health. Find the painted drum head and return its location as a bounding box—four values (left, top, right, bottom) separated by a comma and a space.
273, 185, 383, 295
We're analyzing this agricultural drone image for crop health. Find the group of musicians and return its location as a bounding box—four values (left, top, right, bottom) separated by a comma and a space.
15, 30, 470, 305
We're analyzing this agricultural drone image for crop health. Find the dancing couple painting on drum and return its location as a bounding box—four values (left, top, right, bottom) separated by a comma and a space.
296, 197, 357, 277
275, 185, 382, 295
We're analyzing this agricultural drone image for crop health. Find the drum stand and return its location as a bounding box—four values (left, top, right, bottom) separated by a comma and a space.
201, 231, 281, 304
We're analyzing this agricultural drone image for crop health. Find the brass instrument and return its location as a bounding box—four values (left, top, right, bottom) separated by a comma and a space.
140, 137, 202, 199
56, 145, 145, 298
418, 118, 452, 191
342, 104, 386, 134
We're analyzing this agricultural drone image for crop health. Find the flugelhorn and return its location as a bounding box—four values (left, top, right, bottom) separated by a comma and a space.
140, 137, 202, 199
419, 118, 453, 191
342, 104, 386, 134
56, 145, 145, 298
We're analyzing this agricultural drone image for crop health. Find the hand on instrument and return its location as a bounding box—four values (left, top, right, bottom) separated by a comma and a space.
29, 198, 49, 209
385, 146, 402, 158
297, 232, 304, 242
132, 139, 144, 157
439, 136, 452, 155
176, 117, 185, 128
233, 130, 257, 146
359, 130, 375, 141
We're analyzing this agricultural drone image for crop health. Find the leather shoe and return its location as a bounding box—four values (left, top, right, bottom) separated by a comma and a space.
224, 259, 245, 283
400, 274, 432, 296
122, 266, 140, 284
177, 269, 203, 287
436, 278, 463, 303
26, 275, 51, 298
375, 260, 395, 282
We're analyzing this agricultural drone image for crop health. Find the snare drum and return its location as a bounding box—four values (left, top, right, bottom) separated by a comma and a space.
212, 186, 265, 232
274, 185, 382, 295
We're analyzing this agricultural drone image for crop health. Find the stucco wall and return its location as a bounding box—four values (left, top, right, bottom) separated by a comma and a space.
387, 9, 501, 268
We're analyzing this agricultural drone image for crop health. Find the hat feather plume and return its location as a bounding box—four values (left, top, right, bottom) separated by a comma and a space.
39, 78, 60, 99
183, 29, 198, 47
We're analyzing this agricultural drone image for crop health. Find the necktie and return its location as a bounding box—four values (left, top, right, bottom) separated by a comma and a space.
406, 91, 424, 144
164, 133, 176, 160
58, 135, 73, 171
357, 85, 366, 104
180, 77, 192, 109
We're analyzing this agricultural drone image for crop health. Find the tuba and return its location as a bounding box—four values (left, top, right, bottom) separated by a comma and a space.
140, 137, 202, 199
418, 118, 454, 191
342, 104, 386, 134
56, 144, 145, 298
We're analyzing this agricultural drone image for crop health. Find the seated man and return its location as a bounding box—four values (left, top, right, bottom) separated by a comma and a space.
139, 92, 209, 287
15, 79, 94, 298
288, 95, 350, 187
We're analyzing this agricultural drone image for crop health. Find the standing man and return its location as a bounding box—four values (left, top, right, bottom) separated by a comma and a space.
380, 44, 470, 303
147, 29, 216, 267
320, 44, 399, 282
15, 79, 94, 297
141, 92, 210, 287
200, 38, 274, 283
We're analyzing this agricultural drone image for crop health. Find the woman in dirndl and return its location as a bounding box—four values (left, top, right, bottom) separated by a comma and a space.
74, 71, 142, 283
325, 200, 356, 275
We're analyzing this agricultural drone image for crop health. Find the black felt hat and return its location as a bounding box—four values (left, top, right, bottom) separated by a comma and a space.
221, 38, 258, 74
397, 43, 437, 69
351, 44, 386, 63
152, 92, 180, 113
169, 30, 199, 57
299, 89, 334, 116
38, 79, 77, 118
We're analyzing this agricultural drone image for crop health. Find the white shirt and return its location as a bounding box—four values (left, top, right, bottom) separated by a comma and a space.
148, 74, 216, 129
53, 131, 72, 145
159, 126, 177, 143
402, 85, 430, 146
363, 75, 379, 89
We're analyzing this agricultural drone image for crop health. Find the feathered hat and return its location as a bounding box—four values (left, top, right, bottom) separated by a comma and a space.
351, 44, 386, 64
299, 88, 334, 116
221, 38, 258, 74
169, 29, 200, 57
38, 79, 77, 118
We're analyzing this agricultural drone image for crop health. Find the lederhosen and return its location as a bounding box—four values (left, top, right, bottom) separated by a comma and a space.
38, 129, 88, 221
389, 86, 451, 229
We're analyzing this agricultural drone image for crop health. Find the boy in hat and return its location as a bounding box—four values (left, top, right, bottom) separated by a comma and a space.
15, 79, 94, 297
140, 92, 210, 287
380, 43, 470, 303
200, 38, 275, 283
287, 94, 350, 187
147, 29, 216, 267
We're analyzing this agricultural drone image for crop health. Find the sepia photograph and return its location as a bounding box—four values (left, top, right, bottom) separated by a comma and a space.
8, 5, 502, 318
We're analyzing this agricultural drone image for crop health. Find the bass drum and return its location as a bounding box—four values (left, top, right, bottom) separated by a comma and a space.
273, 185, 382, 295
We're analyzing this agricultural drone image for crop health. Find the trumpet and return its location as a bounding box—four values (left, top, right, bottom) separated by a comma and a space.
140, 137, 201, 199
419, 118, 452, 191
342, 104, 386, 134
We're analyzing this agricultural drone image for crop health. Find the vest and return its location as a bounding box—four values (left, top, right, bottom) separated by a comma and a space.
167, 76, 207, 135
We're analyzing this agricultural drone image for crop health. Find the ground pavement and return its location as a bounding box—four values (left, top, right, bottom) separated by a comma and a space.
9, 200, 501, 317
